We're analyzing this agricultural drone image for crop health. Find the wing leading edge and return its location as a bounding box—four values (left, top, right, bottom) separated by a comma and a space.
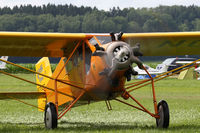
123, 32, 200, 56
1, 32, 200, 57
0, 32, 92, 57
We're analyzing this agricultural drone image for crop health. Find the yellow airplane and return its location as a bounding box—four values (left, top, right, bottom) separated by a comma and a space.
0, 31, 199, 129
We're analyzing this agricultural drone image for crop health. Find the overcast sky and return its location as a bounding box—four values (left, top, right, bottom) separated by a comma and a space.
1, 0, 200, 10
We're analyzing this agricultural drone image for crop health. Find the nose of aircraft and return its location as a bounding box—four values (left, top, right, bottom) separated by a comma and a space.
104, 40, 143, 79
107, 41, 142, 68
94, 32, 143, 81
113, 46, 130, 62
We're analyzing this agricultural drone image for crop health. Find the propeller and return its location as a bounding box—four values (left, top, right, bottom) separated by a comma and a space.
110, 32, 123, 41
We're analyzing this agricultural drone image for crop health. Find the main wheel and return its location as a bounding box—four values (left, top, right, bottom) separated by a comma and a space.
44, 102, 58, 129
156, 100, 170, 128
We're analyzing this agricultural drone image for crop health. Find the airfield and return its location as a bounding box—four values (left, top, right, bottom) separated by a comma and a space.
0, 63, 199, 133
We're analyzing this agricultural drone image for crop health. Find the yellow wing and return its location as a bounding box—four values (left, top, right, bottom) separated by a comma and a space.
0, 32, 92, 57
123, 32, 200, 56
1, 31, 200, 57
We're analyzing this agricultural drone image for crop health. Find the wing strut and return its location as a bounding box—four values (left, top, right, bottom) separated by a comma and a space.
0, 58, 92, 91
125, 59, 200, 92
115, 59, 200, 119
0, 69, 75, 99
58, 91, 85, 119
7, 95, 45, 111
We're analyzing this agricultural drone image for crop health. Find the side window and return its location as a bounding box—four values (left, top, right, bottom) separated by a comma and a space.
85, 44, 92, 74
64, 44, 92, 75
77, 46, 83, 65
65, 45, 83, 73
65, 58, 73, 73
72, 49, 78, 67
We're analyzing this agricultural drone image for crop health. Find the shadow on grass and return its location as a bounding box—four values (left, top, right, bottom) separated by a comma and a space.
169, 124, 200, 130
0, 122, 44, 133
58, 121, 200, 131
59, 121, 155, 131
0, 121, 199, 132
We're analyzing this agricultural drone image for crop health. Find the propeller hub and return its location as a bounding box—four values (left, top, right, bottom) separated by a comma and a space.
113, 46, 130, 62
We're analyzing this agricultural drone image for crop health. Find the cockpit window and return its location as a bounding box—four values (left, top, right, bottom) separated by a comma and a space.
89, 37, 98, 45
89, 36, 112, 45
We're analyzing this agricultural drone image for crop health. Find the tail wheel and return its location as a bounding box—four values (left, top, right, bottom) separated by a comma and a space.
156, 100, 170, 128
44, 102, 58, 129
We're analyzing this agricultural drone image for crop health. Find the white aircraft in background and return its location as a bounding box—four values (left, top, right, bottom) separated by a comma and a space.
0, 56, 8, 69
133, 57, 199, 79
133, 63, 168, 79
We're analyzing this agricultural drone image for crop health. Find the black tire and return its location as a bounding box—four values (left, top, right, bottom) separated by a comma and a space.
44, 102, 58, 129
156, 100, 170, 128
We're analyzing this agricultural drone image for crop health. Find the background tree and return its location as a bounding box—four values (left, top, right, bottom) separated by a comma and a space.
0, 4, 200, 33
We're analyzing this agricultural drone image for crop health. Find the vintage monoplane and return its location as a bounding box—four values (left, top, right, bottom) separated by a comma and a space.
0, 31, 199, 129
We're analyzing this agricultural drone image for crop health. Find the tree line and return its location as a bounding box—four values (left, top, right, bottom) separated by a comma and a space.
0, 4, 200, 33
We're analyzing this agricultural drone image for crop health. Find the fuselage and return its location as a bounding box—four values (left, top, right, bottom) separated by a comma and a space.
75, 36, 141, 101
46, 35, 142, 106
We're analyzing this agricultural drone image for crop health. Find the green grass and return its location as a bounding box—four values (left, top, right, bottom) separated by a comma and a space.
0, 74, 199, 132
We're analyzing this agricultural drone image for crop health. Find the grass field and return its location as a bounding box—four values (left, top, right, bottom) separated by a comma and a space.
0, 74, 199, 133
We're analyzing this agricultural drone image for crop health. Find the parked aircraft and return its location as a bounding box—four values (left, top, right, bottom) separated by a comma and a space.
134, 64, 167, 75
133, 57, 199, 78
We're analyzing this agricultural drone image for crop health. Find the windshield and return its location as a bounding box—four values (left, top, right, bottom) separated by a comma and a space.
89, 36, 112, 45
